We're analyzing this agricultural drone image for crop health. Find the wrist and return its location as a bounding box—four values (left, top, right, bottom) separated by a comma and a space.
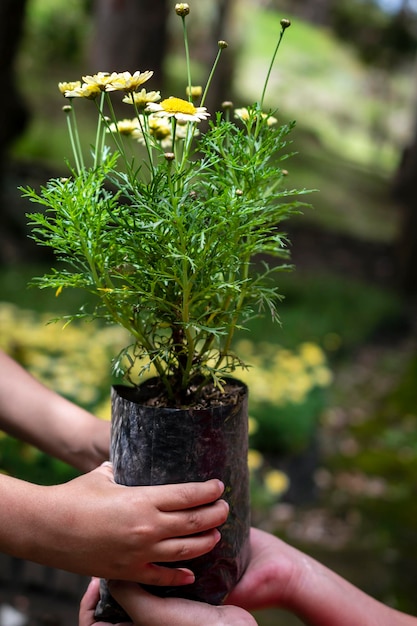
46, 401, 110, 471
0, 475, 50, 562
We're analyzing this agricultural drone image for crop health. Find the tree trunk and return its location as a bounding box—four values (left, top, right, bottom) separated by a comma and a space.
89, 0, 169, 89
0, 0, 29, 172
392, 130, 417, 295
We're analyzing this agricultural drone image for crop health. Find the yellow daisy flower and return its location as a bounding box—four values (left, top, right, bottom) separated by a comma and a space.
122, 89, 161, 109
234, 107, 277, 126
147, 116, 171, 141
65, 83, 102, 100
108, 118, 141, 136
146, 97, 209, 123
82, 72, 116, 90
58, 81, 81, 95
106, 70, 154, 93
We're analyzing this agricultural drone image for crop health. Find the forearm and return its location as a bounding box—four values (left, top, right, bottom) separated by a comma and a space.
0, 350, 109, 471
0, 473, 51, 562
289, 552, 417, 626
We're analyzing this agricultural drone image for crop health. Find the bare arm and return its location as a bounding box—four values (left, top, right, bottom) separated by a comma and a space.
227, 528, 417, 626
0, 350, 109, 471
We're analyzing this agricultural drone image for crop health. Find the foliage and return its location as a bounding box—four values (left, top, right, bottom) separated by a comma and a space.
22, 0, 90, 66
22, 7, 310, 406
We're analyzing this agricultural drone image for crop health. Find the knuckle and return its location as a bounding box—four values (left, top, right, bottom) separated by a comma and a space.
186, 510, 204, 531
176, 541, 193, 559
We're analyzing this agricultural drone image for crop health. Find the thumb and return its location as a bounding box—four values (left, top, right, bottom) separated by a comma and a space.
95, 461, 115, 481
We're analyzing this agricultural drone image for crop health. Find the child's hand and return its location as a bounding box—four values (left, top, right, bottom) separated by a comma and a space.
8, 463, 228, 586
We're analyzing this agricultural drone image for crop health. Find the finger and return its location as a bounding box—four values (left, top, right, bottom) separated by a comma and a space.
94, 461, 115, 481
162, 498, 229, 539
108, 581, 257, 626
78, 578, 101, 626
150, 479, 225, 512
78, 577, 133, 626
135, 528, 221, 585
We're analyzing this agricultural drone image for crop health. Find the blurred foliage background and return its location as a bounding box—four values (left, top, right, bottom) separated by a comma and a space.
0, 0, 417, 624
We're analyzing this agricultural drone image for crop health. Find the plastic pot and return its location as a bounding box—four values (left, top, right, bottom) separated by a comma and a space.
95, 377, 250, 622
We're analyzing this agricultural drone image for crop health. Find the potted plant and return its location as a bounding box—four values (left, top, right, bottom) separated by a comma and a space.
22, 4, 309, 622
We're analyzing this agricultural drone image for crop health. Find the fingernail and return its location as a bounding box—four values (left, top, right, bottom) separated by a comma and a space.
180, 569, 195, 584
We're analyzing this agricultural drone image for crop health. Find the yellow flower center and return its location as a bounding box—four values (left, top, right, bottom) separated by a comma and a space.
161, 97, 197, 115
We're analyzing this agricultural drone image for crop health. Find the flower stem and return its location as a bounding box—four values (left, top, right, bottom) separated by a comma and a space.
260, 21, 289, 109
201, 44, 225, 108
93, 92, 105, 169
181, 15, 193, 101
64, 105, 82, 174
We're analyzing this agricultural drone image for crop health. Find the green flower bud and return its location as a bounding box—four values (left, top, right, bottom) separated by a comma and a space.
218, 40, 228, 49
280, 18, 291, 29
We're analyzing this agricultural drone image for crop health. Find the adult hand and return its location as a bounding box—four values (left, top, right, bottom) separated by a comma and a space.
226, 527, 298, 612
79, 578, 257, 626
2, 464, 228, 586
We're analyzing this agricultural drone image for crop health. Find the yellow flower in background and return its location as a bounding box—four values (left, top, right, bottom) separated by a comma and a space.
0, 302, 127, 415
185, 85, 203, 100
299, 341, 326, 367
264, 469, 289, 496
108, 118, 141, 136
313, 365, 333, 387
248, 416, 259, 435
248, 449, 263, 471
146, 97, 209, 123
234, 107, 277, 126
146, 116, 172, 142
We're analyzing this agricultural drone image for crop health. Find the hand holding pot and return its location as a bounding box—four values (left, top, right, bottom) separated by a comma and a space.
0, 462, 228, 586
79, 577, 256, 626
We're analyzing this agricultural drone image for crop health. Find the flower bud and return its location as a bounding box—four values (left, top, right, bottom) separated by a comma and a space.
218, 40, 228, 49
175, 3, 190, 16
164, 152, 175, 162
280, 18, 291, 29
221, 101, 234, 110
62, 105, 72, 113
186, 85, 203, 101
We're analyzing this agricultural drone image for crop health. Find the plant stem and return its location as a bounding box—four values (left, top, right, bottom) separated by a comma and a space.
64, 106, 82, 174
260, 23, 287, 110
181, 15, 193, 100
201, 45, 224, 108
93, 92, 105, 169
